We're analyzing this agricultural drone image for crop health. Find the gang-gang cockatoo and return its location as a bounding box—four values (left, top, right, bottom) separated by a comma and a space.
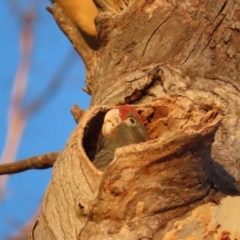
92, 106, 148, 171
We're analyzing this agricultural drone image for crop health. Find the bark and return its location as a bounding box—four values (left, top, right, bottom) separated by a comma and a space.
31, 0, 240, 239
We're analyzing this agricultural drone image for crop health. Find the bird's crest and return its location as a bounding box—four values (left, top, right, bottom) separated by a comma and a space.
118, 105, 144, 125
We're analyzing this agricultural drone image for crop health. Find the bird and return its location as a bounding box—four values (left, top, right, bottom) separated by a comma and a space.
51, 0, 100, 50
92, 106, 149, 171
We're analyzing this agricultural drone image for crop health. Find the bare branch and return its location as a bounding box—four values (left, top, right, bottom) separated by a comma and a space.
0, 152, 59, 175
46, 3, 98, 94
47, 3, 93, 65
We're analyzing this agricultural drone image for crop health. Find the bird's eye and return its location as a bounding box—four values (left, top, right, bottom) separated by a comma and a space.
126, 117, 136, 126
129, 118, 135, 124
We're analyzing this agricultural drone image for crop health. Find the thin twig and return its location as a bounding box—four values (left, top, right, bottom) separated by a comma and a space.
71, 104, 85, 123
0, 152, 59, 175
0, 10, 34, 197
23, 47, 77, 117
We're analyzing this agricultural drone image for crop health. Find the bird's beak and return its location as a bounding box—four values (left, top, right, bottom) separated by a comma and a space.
102, 108, 121, 136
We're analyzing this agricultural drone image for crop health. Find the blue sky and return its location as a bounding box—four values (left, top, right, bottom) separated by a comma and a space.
0, 0, 90, 238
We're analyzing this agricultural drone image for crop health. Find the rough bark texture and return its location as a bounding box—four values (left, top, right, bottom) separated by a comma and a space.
31, 0, 240, 239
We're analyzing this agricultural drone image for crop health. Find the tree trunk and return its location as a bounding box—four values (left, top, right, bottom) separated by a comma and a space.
30, 0, 240, 239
